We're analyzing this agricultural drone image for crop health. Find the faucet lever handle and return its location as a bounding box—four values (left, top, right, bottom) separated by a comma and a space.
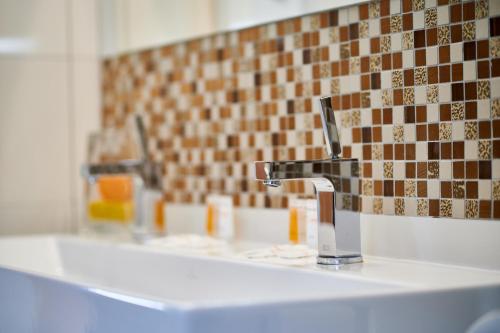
319, 96, 341, 159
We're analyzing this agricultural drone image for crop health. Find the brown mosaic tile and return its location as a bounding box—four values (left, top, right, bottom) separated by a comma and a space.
101, 1, 500, 220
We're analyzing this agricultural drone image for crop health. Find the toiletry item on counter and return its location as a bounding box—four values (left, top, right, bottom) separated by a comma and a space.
288, 199, 317, 248
288, 199, 306, 244
205, 195, 234, 240
88, 200, 134, 222
134, 188, 166, 238
305, 199, 318, 249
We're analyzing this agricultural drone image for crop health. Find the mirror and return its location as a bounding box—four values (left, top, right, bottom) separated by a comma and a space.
98, 0, 364, 56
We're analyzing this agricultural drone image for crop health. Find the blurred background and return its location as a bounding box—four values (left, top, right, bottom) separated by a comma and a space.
0, 0, 352, 235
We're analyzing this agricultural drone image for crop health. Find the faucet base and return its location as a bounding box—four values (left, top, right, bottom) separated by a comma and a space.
317, 255, 363, 265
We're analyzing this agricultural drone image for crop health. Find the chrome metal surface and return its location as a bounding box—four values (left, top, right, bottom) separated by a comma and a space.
255, 96, 362, 265
263, 180, 281, 187
319, 96, 341, 159
317, 255, 363, 266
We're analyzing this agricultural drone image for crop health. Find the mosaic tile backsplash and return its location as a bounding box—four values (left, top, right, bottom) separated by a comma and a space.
102, 0, 500, 219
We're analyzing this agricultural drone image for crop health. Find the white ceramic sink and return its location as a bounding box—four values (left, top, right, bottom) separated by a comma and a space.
1, 235, 500, 333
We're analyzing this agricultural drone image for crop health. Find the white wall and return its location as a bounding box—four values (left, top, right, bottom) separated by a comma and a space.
0, 0, 100, 235
98, 0, 364, 57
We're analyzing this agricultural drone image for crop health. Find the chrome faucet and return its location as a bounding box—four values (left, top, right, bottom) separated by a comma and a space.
82, 116, 162, 191
81, 116, 163, 239
255, 96, 362, 265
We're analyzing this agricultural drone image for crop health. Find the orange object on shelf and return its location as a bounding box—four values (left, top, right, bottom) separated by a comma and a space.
206, 203, 215, 236
98, 176, 133, 202
289, 207, 299, 244
154, 199, 165, 233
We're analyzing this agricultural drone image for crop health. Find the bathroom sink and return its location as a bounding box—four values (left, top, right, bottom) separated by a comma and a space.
1, 235, 499, 333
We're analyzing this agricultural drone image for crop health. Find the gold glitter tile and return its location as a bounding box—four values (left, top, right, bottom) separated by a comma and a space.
402, 31, 414, 50
309, 15, 320, 30
392, 70, 403, 88
440, 199, 452, 217
320, 63, 331, 78
341, 111, 352, 127
415, 67, 427, 85
413, 0, 425, 11
465, 122, 478, 140
331, 78, 340, 94
417, 199, 428, 216
428, 161, 439, 178
477, 80, 490, 99
465, 200, 479, 218
405, 180, 416, 197
493, 180, 500, 200
381, 35, 391, 53
439, 123, 452, 141
390, 15, 402, 33
462, 22, 476, 41
490, 37, 500, 58
382, 89, 393, 106
427, 85, 438, 104
373, 198, 383, 214
478, 140, 491, 159
425, 8, 437, 28
329, 27, 339, 43
352, 110, 361, 126
359, 21, 369, 38
492, 99, 500, 118
403, 87, 415, 105
453, 181, 465, 198
475, 0, 488, 19
361, 92, 371, 108
393, 125, 404, 143
384, 161, 394, 178
438, 26, 450, 46
451, 102, 464, 120
369, 1, 380, 18
340, 43, 350, 59
372, 144, 383, 160
350, 57, 360, 74
395, 198, 405, 215
363, 179, 374, 195
370, 55, 381, 72
342, 194, 352, 210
